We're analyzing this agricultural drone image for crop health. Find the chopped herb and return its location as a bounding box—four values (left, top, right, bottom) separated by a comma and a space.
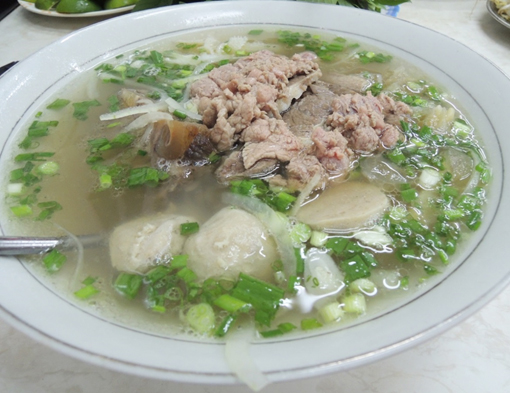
107, 95, 120, 112
301, 318, 323, 330
36, 201, 63, 221
10, 205, 32, 218
74, 285, 99, 299
260, 322, 297, 338
72, 99, 101, 121
180, 222, 199, 236
231, 273, 285, 327
127, 167, 169, 187
42, 249, 67, 273
357, 51, 392, 64
37, 161, 60, 176
114, 273, 143, 299
46, 98, 70, 110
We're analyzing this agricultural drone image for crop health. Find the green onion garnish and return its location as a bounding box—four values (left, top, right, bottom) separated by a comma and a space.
42, 249, 67, 273
180, 222, 199, 236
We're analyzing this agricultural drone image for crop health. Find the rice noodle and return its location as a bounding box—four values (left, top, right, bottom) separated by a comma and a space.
100, 101, 168, 121
222, 193, 296, 277
124, 112, 174, 132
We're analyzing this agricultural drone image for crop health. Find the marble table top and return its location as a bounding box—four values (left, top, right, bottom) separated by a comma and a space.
0, 1, 509, 392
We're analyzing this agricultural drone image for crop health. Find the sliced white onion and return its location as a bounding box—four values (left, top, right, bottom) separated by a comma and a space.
418, 168, 442, 189
289, 172, 321, 217
304, 248, 345, 296
99, 101, 168, 121
124, 112, 174, 132
360, 155, 407, 186
353, 225, 393, 248
165, 97, 203, 121
225, 322, 269, 391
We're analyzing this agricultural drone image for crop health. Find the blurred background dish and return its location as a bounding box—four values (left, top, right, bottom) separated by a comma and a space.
17, 0, 134, 17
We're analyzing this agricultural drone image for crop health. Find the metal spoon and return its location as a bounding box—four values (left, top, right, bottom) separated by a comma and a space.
0, 234, 106, 256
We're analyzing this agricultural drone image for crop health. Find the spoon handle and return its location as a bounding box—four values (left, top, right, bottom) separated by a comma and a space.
0, 234, 105, 256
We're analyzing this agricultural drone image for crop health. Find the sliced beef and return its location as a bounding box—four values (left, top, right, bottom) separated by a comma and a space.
326, 92, 406, 153
282, 82, 337, 137
377, 92, 413, 126
319, 73, 370, 95
190, 50, 321, 151
311, 127, 353, 174
215, 150, 278, 184
241, 119, 302, 169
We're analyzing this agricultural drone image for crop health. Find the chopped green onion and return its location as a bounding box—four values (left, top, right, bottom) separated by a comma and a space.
213, 294, 251, 313
215, 314, 238, 337
114, 273, 142, 299
325, 237, 349, 255
72, 99, 101, 121
260, 322, 297, 338
301, 318, 323, 330
231, 273, 285, 327
47, 98, 70, 110
401, 187, 418, 203
127, 167, 168, 187
37, 161, 59, 176
10, 205, 32, 217
310, 230, 328, 247
111, 132, 135, 147
186, 303, 215, 334
340, 255, 371, 282
99, 173, 112, 189
349, 278, 377, 295
7, 183, 25, 197
74, 285, 99, 299
318, 301, 344, 323
82, 276, 98, 286
343, 293, 366, 314
42, 249, 67, 273
180, 222, 199, 236
15, 152, 54, 162
173, 110, 187, 120
289, 222, 311, 245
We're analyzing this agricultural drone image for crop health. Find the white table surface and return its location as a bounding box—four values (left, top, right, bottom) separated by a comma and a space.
1, 1, 510, 392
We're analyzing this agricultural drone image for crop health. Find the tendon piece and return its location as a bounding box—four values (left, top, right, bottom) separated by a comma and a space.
149, 119, 209, 161
183, 207, 278, 282
296, 182, 389, 231
276, 70, 322, 113
282, 84, 337, 137
109, 213, 196, 273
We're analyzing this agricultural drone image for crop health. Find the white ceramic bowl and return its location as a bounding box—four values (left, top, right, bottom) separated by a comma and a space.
0, 1, 508, 386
